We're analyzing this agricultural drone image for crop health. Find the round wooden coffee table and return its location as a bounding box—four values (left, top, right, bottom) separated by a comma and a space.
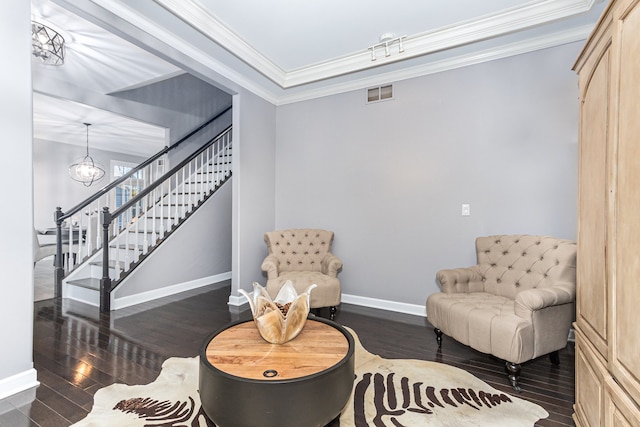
199, 317, 354, 427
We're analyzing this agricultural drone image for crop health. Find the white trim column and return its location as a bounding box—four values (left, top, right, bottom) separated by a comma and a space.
0, 0, 39, 399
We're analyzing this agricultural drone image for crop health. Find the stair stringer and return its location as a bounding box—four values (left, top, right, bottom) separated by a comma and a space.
111, 177, 232, 310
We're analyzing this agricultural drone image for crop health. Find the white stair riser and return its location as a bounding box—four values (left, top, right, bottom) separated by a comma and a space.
162, 193, 203, 205
108, 246, 145, 263
146, 205, 184, 217
133, 217, 178, 231
65, 283, 100, 307
90, 263, 119, 277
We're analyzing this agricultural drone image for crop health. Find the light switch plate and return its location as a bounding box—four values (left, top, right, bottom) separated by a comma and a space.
461, 204, 470, 216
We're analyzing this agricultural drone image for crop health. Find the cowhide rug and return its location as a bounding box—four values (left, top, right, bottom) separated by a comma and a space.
72, 328, 548, 426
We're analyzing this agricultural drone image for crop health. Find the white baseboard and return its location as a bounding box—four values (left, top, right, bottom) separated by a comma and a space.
341, 293, 427, 317
0, 369, 39, 402
226, 289, 578, 346
227, 290, 427, 317
112, 272, 232, 310
227, 294, 247, 307
341, 295, 577, 346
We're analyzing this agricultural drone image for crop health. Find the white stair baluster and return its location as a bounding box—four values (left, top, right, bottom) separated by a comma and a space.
206, 146, 212, 194
78, 215, 83, 263
143, 195, 149, 254
167, 174, 172, 230
151, 186, 157, 244
227, 136, 232, 176
82, 211, 90, 259
95, 199, 101, 250
125, 212, 130, 271
188, 161, 193, 211
181, 169, 185, 215
114, 224, 121, 280
159, 180, 165, 238
213, 139, 218, 186
173, 174, 179, 226
220, 139, 224, 184
199, 152, 204, 201
134, 199, 140, 262
68, 225, 75, 270
87, 212, 93, 258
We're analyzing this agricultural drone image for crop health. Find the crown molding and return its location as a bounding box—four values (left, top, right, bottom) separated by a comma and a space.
155, 0, 601, 88
276, 24, 593, 106
153, 0, 287, 87
79, 0, 279, 104
78, 0, 602, 106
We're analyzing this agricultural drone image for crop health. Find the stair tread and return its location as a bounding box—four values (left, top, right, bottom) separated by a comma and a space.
90, 260, 123, 270
67, 277, 101, 291
109, 243, 147, 249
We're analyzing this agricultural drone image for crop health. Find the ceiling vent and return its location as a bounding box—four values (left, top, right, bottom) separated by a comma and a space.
367, 84, 393, 103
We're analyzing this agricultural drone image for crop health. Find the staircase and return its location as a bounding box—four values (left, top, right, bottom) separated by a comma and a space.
54, 110, 232, 312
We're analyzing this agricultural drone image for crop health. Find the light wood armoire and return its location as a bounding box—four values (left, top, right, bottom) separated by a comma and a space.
573, 0, 640, 425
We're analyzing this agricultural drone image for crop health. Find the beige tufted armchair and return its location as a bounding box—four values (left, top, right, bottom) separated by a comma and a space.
426, 235, 576, 391
261, 229, 343, 320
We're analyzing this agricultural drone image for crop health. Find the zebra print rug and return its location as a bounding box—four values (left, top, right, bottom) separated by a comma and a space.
72, 328, 548, 426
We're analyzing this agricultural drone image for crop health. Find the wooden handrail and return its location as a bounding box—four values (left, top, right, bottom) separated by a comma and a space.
111, 125, 231, 219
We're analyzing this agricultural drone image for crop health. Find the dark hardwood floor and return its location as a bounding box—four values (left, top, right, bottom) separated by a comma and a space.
3, 282, 575, 426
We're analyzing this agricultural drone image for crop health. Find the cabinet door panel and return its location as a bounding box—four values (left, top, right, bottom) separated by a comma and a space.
577, 46, 610, 357
574, 328, 607, 427
604, 377, 640, 427
611, 0, 640, 406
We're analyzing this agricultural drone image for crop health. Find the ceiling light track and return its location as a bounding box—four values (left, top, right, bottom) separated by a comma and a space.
369, 34, 406, 62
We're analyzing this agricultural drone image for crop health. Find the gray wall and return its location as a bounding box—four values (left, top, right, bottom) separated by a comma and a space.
111, 73, 233, 164
275, 43, 581, 309
33, 139, 146, 230
231, 89, 277, 301
113, 179, 232, 299
0, 0, 38, 398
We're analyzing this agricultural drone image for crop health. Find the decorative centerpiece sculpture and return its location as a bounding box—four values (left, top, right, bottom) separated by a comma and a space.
239, 281, 316, 344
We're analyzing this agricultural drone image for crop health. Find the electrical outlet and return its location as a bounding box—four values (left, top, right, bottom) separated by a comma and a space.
461, 204, 471, 216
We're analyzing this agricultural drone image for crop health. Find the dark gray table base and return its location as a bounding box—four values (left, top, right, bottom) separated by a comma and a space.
199, 318, 354, 427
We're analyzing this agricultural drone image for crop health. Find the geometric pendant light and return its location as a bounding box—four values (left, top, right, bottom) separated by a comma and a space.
68, 123, 106, 187
31, 21, 65, 66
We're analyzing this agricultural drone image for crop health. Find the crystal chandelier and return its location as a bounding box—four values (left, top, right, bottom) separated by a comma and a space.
69, 123, 106, 187
31, 22, 65, 66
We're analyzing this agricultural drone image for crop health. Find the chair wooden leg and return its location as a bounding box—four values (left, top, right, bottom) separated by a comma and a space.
434, 328, 443, 348
549, 350, 560, 365
505, 362, 522, 392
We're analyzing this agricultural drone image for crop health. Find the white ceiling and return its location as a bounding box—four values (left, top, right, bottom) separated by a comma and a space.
152, 0, 606, 90
31, 0, 179, 156
31, 0, 608, 155
204, 0, 532, 71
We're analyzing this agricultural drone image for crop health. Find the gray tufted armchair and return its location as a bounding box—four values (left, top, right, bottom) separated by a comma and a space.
261, 229, 343, 320
426, 235, 576, 391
